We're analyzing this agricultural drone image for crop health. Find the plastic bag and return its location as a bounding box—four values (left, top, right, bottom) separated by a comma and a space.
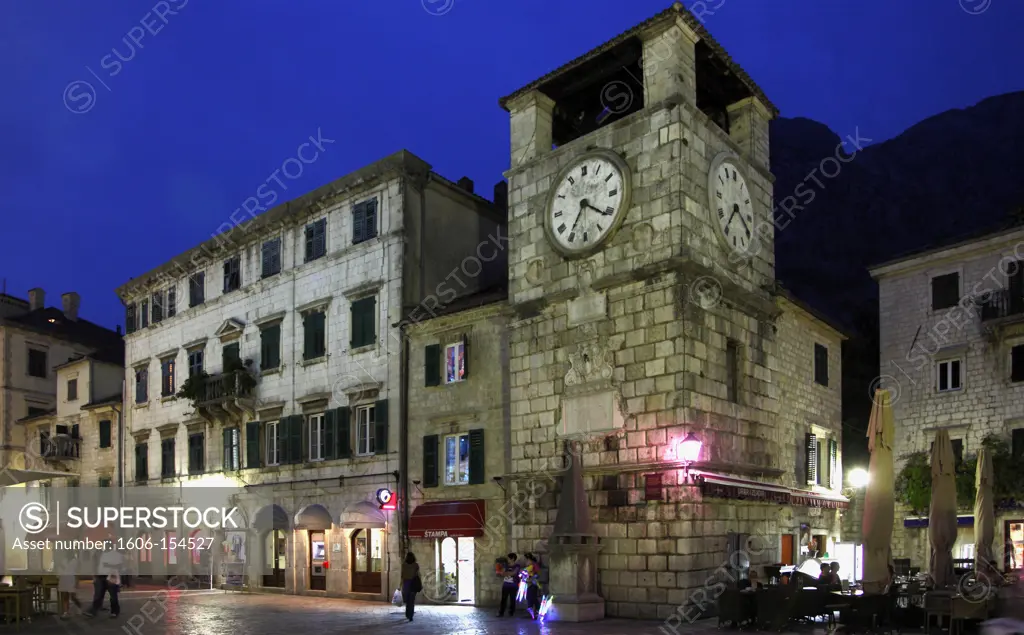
392, 588, 403, 607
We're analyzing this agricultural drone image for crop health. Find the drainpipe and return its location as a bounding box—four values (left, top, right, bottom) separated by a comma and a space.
399, 325, 410, 559
115, 379, 125, 507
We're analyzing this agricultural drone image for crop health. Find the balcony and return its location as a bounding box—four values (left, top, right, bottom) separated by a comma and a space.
979, 290, 1024, 323
186, 370, 257, 423
42, 435, 81, 460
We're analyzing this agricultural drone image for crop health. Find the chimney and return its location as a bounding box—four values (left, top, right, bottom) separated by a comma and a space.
456, 177, 474, 194
61, 292, 80, 321
28, 288, 44, 311
493, 180, 508, 216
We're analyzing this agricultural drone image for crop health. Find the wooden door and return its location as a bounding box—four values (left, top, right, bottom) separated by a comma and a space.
781, 535, 794, 565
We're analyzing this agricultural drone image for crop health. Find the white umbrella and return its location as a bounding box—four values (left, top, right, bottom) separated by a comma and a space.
861, 389, 895, 593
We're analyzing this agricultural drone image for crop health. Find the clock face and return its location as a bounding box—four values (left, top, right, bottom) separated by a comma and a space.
545, 152, 630, 256
711, 159, 755, 255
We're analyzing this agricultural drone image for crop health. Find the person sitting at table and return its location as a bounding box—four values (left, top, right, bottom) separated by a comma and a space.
829, 562, 842, 584
737, 569, 763, 590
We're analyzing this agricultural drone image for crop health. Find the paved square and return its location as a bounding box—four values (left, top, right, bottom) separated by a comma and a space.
22, 588, 838, 635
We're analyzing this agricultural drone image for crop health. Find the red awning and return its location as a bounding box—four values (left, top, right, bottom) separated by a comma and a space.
790, 489, 850, 510
701, 475, 791, 504
408, 500, 485, 539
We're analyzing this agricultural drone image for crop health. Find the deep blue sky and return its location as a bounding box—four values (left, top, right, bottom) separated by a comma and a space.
2, 0, 1021, 331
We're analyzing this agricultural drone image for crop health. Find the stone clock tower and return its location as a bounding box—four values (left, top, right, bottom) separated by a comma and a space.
499, 3, 785, 621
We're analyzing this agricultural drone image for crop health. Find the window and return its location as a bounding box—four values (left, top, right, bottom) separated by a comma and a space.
932, 272, 960, 311
937, 359, 962, 392
303, 311, 326, 360
814, 343, 829, 387
67, 378, 78, 401
152, 291, 163, 324
265, 421, 280, 466
308, 413, 326, 461
726, 340, 739, 402
161, 358, 176, 396
952, 439, 964, 467
805, 433, 818, 486
99, 477, 111, 488
355, 405, 375, 456
223, 427, 240, 471
222, 342, 240, 369
135, 367, 149, 403
1012, 345, 1024, 383
352, 198, 378, 244
445, 341, 466, 383
261, 237, 281, 278
27, 348, 47, 378
223, 256, 241, 293
350, 296, 376, 349
188, 349, 204, 378
99, 420, 112, 448
166, 286, 176, 318
135, 443, 148, 482
160, 439, 175, 478
817, 437, 829, 487
444, 433, 470, 485
189, 272, 205, 307
1013, 428, 1024, 460
188, 433, 205, 474
126, 303, 137, 334
424, 344, 441, 386
260, 324, 281, 370
71, 424, 80, 439
305, 218, 327, 262
140, 299, 149, 328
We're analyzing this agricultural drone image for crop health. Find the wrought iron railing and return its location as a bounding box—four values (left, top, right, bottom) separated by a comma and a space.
978, 289, 1024, 321
196, 370, 254, 406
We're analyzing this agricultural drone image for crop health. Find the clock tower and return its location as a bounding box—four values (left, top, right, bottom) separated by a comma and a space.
500, 2, 784, 621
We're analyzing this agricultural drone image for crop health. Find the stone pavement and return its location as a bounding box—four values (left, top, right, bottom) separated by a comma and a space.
22, 589, 837, 635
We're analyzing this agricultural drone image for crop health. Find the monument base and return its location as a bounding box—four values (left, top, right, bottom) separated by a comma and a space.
546, 599, 606, 622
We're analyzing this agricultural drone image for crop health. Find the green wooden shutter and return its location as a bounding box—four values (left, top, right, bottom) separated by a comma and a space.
424, 344, 441, 387
338, 407, 352, 459
468, 428, 485, 485
325, 409, 338, 460
423, 434, 439, 488
303, 314, 314, 359
246, 421, 261, 468
289, 416, 304, 463
276, 419, 287, 464
374, 399, 389, 454
462, 334, 469, 379
352, 204, 366, 243
828, 439, 839, 489
366, 199, 378, 239
134, 444, 147, 481
806, 433, 818, 486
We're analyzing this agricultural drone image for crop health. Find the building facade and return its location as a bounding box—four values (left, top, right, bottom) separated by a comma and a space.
115, 150, 505, 599
404, 292, 510, 606
497, 4, 848, 620
871, 225, 1024, 571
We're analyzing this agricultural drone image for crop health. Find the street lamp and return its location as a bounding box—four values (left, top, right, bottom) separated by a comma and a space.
848, 468, 869, 489
679, 432, 702, 480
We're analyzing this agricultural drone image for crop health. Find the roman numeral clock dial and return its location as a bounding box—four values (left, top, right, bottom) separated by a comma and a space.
544, 150, 632, 257
708, 154, 755, 258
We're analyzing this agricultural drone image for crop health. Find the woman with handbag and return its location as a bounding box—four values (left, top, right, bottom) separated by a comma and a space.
86, 545, 123, 618
400, 553, 421, 622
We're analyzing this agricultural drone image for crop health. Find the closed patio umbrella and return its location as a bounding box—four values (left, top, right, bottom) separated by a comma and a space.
929, 429, 957, 589
862, 388, 895, 593
974, 446, 996, 579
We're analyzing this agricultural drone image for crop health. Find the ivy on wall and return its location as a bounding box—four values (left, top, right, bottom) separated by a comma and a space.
894, 435, 1023, 514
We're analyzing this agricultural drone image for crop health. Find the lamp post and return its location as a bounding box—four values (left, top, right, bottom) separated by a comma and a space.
679, 432, 702, 481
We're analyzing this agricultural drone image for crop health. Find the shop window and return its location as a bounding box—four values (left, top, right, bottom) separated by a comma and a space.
355, 405, 375, 456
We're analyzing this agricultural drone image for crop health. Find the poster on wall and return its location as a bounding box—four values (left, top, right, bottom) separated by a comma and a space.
224, 532, 246, 563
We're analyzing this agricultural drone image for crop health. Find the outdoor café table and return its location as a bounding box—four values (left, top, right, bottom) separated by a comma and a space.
0, 587, 33, 625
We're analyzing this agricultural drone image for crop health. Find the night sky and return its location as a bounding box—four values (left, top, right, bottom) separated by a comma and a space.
1, 0, 1021, 330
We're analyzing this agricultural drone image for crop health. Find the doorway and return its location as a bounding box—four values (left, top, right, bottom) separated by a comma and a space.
781, 535, 794, 565
437, 537, 475, 603
350, 528, 384, 593
1005, 520, 1023, 571
263, 530, 286, 588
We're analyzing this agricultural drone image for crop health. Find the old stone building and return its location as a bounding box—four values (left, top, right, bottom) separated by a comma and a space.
404, 290, 510, 606
497, 2, 849, 621
871, 224, 1024, 572
115, 150, 505, 598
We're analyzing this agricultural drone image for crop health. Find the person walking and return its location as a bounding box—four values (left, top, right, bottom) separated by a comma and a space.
86, 544, 123, 618
57, 551, 82, 619
400, 553, 421, 622
497, 552, 521, 617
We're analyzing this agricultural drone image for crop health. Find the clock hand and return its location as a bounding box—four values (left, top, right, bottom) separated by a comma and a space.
584, 202, 612, 216
736, 213, 751, 238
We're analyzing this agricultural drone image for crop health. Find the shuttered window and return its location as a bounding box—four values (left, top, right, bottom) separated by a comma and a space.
338, 407, 352, 459
223, 427, 240, 471
350, 297, 376, 349
135, 367, 149, 403
303, 311, 326, 360
188, 433, 205, 474
352, 198, 378, 244
424, 344, 441, 387
134, 443, 148, 482
260, 324, 281, 369
305, 218, 327, 262
126, 303, 137, 333
423, 434, 439, 488
814, 344, 829, 387
374, 399, 389, 454
223, 256, 241, 293
806, 433, 818, 486
160, 439, 175, 478
828, 439, 839, 490
189, 272, 205, 307
261, 238, 281, 278
151, 292, 163, 324
99, 420, 112, 449
468, 429, 485, 485
166, 285, 176, 318
246, 421, 262, 468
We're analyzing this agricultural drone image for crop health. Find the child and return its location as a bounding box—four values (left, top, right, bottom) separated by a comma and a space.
58, 551, 82, 619
523, 553, 541, 619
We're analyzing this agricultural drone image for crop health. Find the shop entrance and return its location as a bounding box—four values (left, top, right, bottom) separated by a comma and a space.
309, 530, 327, 591
1005, 520, 1024, 570
437, 537, 475, 603
263, 530, 286, 588
350, 528, 384, 593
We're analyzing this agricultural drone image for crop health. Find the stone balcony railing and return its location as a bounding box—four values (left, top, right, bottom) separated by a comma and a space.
193, 369, 257, 422
43, 434, 81, 460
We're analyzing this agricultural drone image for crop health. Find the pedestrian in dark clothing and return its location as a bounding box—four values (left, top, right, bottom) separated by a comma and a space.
400, 553, 420, 622
498, 552, 521, 617
524, 553, 542, 619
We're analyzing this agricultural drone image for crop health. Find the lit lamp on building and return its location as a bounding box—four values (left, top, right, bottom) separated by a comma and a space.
678, 432, 702, 481
847, 468, 869, 489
